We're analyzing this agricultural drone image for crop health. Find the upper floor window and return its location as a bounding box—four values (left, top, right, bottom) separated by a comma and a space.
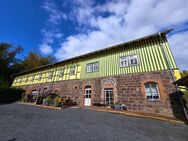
86, 62, 99, 73
38, 74, 42, 80
25, 77, 28, 82
49, 71, 54, 79
144, 82, 160, 100
120, 54, 139, 67
70, 67, 75, 75
120, 56, 129, 67
129, 55, 139, 66
60, 69, 64, 77
31, 75, 34, 81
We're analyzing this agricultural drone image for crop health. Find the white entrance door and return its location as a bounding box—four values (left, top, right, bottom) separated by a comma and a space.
84, 88, 91, 106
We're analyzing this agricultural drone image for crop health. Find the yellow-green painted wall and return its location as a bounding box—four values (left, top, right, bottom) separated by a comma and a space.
12, 61, 81, 86
12, 35, 178, 87
80, 36, 177, 79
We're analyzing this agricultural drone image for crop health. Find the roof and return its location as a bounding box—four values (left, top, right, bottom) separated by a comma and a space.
13, 29, 172, 77
174, 75, 188, 87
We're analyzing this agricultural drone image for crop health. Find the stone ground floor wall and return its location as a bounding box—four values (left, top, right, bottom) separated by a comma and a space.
17, 70, 184, 118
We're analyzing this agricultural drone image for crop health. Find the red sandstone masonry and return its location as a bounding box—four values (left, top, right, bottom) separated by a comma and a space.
17, 70, 184, 118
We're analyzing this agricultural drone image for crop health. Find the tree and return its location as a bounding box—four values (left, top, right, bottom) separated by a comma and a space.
0, 42, 56, 87
180, 70, 188, 77
21, 51, 56, 71
0, 43, 23, 87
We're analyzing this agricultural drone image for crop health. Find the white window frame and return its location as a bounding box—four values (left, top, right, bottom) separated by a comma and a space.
70, 67, 75, 75
25, 77, 28, 82
144, 82, 160, 101
86, 62, 99, 73
38, 74, 42, 80
48, 71, 54, 79
120, 54, 139, 67
120, 56, 129, 67
129, 55, 139, 66
86, 64, 93, 73
60, 69, 64, 77
31, 75, 34, 82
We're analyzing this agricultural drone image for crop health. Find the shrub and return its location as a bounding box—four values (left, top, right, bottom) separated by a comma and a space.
54, 96, 62, 107
93, 103, 106, 107
0, 87, 25, 103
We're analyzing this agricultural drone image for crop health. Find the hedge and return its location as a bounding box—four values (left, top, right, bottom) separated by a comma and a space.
0, 87, 25, 103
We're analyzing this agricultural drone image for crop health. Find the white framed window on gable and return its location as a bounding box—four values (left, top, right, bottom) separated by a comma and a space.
60, 68, 64, 77
38, 74, 42, 80
70, 67, 75, 75
120, 54, 139, 67
120, 56, 129, 67
86, 62, 99, 73
49, 71, 54, 79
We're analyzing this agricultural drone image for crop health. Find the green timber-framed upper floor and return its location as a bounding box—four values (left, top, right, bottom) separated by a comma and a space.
12, 29, 179, 87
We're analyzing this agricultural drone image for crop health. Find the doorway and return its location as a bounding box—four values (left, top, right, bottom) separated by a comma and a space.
105, 88, 114, 106
84, 87, 92, 106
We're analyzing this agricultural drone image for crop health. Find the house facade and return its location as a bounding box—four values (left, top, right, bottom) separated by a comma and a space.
12, 30, 184, 117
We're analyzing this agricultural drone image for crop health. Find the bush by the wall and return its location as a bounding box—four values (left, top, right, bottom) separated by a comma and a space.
0, 87, 25, 103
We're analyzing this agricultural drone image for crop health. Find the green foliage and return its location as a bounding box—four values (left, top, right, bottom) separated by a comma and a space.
0, 87, 25, 103
0, 42, 56, 87
0, 43, 23, 87
21, 51, 56, 71
180, 70, 188, 77
44, 94, 62, 107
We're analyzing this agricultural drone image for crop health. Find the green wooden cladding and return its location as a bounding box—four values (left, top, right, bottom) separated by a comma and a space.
12, 35, 177, 86
80, 36, 176, 79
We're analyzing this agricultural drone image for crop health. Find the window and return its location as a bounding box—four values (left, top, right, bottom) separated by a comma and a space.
43, 88, 48, 94
70, 67, 75, 75
18, 78, 22, 83
105, 89, 114, 106
144, 82, 160, 100
86, 64, 93, 72
120, 54, 139, 67
59, 69, 64, 77
129, 55, 139, 66
25, 77, 28, 82
38, 74, 42, 80
49, 71, 53, 79
86, 62, 99, 72
120, 56, 129, 67
31, 75, 34, 81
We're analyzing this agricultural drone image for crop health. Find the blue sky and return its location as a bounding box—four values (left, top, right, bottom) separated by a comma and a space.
0, 0, 188, 70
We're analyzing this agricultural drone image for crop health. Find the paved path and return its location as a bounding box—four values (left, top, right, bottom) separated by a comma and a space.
0, 103, 188, 141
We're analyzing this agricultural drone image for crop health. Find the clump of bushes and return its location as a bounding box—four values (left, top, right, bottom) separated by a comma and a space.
93, 103, 106, 107
0, 87, 25, 103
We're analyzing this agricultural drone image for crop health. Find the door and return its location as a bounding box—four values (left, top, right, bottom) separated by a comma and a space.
105, 89, 114, 106
84, 88, 91, 106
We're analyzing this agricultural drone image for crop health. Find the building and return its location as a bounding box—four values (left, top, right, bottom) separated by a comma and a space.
12, 29, 185, 118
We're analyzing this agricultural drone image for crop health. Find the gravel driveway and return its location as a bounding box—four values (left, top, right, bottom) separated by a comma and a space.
0, 103, 188, 141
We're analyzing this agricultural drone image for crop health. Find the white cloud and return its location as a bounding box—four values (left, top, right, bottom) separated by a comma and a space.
168, 31, 188, 70
39, 0, 65, 55
39, 43, 53, 55
54, 0, 188, 70
41, 0, 67, 24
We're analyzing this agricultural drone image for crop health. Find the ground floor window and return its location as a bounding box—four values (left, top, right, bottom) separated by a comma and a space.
144, 82, 160, 100
31, 90, 38, 100
105, 88, 114, 106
